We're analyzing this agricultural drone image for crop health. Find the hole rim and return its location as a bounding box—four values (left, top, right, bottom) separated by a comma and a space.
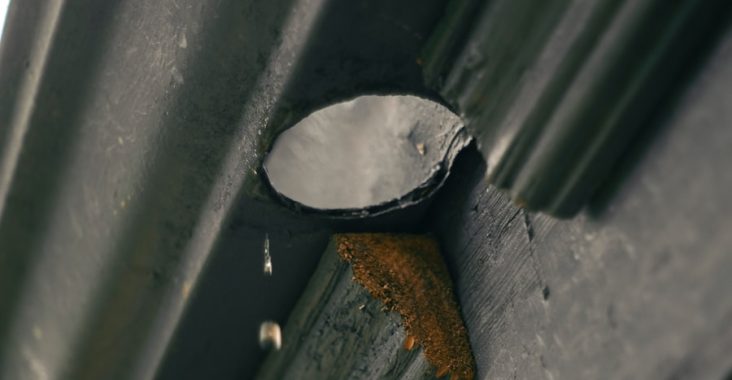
260, 93, 470, 218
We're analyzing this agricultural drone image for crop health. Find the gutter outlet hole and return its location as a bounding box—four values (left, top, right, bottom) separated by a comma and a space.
263, 95, 465, 212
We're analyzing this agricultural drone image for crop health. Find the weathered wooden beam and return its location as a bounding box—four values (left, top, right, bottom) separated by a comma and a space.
256, 234, 474, 380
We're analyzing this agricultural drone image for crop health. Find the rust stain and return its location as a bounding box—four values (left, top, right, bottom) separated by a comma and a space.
335, 233, 475, 380
404, 335, 417, 351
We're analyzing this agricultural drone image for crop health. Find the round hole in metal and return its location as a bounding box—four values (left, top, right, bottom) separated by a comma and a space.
263, 95, 466, 212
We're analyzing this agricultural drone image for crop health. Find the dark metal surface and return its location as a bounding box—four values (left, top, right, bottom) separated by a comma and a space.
423, 0, 732, 217
428, 23, 732, 378
0, 0, 451, 379
2, 0, 732, 379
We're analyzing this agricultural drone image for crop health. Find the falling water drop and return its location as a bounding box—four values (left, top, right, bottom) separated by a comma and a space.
263, 233, 273, 276
415, 142, 425, 156
259, 321, 282, 350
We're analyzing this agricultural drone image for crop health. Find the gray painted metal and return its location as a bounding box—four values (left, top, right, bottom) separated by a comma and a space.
2, 0, 731, 379
423, 0, 732, 217
0, 0, 452, 379
428, 25, 732, 378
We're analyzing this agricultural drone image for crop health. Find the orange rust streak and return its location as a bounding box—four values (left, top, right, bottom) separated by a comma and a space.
404, 335, 416, 351
335, 233, 475, 380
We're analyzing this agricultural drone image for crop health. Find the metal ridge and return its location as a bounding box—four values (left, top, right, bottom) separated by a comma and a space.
422, 0, 732, 217
0, 0, 453, 378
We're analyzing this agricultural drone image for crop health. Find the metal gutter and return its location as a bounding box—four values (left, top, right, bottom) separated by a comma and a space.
2, 0, 730, 379
422, 0, 732, 217
0, 0, 453, 379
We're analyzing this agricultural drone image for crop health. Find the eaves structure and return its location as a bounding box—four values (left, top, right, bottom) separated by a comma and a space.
1, 1, 732, 379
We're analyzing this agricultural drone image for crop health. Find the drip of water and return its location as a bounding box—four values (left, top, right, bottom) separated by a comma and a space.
258, 321, 282, 350
263, 233, 272, 276
258, 234, 279, 351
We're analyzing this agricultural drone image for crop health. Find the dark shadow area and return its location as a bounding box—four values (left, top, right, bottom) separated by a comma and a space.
418, 142, 486, 282
159, 198, 333, 380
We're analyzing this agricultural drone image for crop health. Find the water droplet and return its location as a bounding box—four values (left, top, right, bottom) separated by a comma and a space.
259, 321, 282, 350
415, 142, 425, 155
263, 233, 272, 276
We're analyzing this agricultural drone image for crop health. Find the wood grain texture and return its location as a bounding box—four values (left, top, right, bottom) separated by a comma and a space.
256, 239, 435, 380
335, 234, 475, 379
427, 25, 732, 380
